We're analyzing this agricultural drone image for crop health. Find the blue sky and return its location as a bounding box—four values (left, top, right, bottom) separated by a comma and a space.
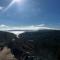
0, 0, 60, 28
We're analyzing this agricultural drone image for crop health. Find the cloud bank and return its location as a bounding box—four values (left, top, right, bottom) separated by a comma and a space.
0, 24, 53, 31
0, 24, 56, 36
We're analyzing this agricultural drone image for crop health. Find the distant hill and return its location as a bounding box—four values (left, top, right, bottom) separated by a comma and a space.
18, 29, 60, 60
0, 31, 17, 43
18, 29, 60, 47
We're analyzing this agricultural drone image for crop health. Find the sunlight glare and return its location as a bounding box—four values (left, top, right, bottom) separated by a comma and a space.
15, 0, 21, 3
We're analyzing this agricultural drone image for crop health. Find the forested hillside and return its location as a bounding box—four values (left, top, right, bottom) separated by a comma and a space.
0, 30, 60, 60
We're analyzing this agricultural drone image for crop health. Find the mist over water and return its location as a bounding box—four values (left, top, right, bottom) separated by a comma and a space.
8, 31, 25, 38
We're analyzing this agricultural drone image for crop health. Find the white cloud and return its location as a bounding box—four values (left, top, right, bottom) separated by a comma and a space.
0, 24, 8, 28
0, 24, 55, 36
0, 6, 4, 10
36, 24, 45, 27
0, 24, 53, 31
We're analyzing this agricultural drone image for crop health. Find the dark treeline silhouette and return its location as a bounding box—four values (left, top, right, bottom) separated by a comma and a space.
18, 29, 60, 60
0, 31, 33, 60
0, 30, 60, 60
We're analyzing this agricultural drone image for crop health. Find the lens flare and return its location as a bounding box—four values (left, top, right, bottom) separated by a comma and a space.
3, 0, 15, 12
3, 0, 23, 12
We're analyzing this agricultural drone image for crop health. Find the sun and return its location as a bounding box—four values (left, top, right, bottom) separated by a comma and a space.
15, 0, 22, 3
14, 0, 25, 6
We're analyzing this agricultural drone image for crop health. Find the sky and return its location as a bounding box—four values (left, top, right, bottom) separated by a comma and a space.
0, 0, 60, 30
